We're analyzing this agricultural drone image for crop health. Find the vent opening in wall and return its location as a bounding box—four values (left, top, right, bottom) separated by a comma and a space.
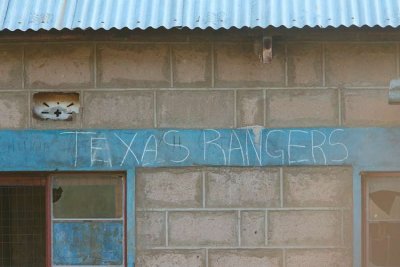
32, 92, 80, 121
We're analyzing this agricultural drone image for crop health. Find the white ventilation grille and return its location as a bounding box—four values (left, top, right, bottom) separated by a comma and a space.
32, 92, 80, 121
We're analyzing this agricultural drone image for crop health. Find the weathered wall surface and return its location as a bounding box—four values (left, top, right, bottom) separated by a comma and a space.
1, 29, 400, 130
0, 28, 399, 266
136, 167, 353, 267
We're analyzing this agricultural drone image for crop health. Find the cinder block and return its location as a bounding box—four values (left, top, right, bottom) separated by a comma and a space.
343, 89, 400, 126
97, 44, 170, 88
0, 92, 28, 129
172, 44, 211, 87
241, 211, 265, 246
136, 211, 165, 248
157, 90, 234, 128
189, 30, 257, 43
136, 168, 202, 208
343, 209, 353, 248
283, 167, 353, 207
325, 43, 396, 87
287, 43, 323, 87
208, 249, 282, 267
0, 45, 22, 89
136, 249, 205, 267
286, 249, 352, 267
83, 91, 153, 128
25, 44, 93, 89
237, 90, 264, 127
169, 211, 237, 246
32, 115, 81, 129
268, 210, 342, 246
215, 43, 285, 87
206, 168, 280, 208
266, 89, 338, 127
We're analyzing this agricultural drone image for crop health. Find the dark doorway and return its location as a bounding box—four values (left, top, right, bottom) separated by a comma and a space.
0, 177, 47, 267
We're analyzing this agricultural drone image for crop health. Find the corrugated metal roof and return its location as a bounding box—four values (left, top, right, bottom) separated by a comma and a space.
1, 0, 400, 31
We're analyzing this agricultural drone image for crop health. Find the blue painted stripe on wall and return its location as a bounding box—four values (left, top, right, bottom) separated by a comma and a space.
0, 127, 397, 170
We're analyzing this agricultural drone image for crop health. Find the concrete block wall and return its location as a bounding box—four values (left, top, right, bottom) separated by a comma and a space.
136, 167, 353, 267
0, 29, 399, 265
1, 31, 400, 129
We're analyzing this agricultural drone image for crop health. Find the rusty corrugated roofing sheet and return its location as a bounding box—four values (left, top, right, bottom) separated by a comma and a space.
1, 0, 400, 31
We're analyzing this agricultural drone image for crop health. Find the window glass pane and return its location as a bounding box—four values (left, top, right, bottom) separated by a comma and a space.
52, 174, 123, 218
369, 177, 400, 221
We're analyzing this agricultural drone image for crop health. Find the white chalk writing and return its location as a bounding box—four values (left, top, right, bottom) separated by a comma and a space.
60, 131, 96, 167
265, 130, 285, 165
203, 129, 227, 165
329, 129, 349, 162
245, 129, 262, 166
90, 137, 112, 167
163, 130, 190, 163
141, 135, 158, 165
228, 130, 245, 165
114, 133, 140, 166
288, 130, 309, 165
59, 128, 349, 167
311, 130, 327, 165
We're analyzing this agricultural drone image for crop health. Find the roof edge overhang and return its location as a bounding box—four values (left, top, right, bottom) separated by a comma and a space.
1, 0, 400, 32
0, 26, 399, 43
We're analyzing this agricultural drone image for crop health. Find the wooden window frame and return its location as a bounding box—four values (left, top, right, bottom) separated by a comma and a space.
0, 172, 126, 267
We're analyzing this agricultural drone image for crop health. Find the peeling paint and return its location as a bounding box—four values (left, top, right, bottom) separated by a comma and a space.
239, 125, 264, 145
53, 222, 123, 265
